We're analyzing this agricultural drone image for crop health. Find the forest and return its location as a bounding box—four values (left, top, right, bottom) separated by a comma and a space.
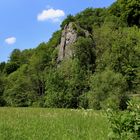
0, 0, 140, 110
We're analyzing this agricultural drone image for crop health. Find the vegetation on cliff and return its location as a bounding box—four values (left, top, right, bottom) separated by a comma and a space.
0, 0, 140, 109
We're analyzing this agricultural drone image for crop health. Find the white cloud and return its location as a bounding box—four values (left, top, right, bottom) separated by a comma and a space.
5, 37, 16, 45
37, 8, 65, 22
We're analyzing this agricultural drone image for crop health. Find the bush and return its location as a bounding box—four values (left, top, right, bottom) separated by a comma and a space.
107, 100, 140, 140
89, 69, 127, 110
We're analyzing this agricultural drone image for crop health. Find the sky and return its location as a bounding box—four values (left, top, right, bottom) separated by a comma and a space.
0, 0, 116, 62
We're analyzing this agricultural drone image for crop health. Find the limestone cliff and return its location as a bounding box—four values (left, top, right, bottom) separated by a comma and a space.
57, 23, 90, 62
57, 23, 77, 62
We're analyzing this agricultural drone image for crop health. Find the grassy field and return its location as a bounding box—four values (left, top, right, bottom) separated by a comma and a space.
0, 108, 109, 140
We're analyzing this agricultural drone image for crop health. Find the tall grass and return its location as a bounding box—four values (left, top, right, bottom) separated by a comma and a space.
0, 108, 109, 140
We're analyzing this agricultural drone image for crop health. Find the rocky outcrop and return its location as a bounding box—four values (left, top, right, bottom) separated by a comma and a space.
57, 23, 77, 62
57, 22, 90, 62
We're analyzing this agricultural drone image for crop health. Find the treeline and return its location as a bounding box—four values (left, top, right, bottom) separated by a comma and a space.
0, 0, 140, 109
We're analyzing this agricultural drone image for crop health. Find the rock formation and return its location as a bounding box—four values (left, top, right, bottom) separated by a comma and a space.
57, 22, 90, 62
57, 23, 77, 62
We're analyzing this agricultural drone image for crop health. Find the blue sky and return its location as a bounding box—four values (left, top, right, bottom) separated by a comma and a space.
0, 0, 116, 62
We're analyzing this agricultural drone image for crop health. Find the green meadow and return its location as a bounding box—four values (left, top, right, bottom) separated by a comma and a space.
0, 108, 109, 140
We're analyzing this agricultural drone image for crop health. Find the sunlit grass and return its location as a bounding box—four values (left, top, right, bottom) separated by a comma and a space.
0, 108, 109, 140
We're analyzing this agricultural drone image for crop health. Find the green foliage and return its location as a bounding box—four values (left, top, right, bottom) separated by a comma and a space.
73, 37, 96, 71
107, 100, 140, 139
89, 69, 127, 110
61, 15, 75, 29
75, 8, 107, 32
28, 42, 57, 98
0, 4, 140, 140
4, 49, 34, 75
2, 31, 60, 107
45, 59, 89, 108
9, 49, 21, 63
109, 0, 140, 27
72, 23, 88, 37
20, 49, 34, 64
0, 73, 6, 106
4, 65, 36, 107
94, 24, 140, 93
47, 30, 62, 48
0, 3, 140, 110
4, 62, 20, 74
0, 62, 6, 72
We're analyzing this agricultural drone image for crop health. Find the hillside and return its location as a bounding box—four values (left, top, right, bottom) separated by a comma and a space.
0, 0, 140, 109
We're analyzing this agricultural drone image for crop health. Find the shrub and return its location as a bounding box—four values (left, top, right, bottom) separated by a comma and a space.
89, 69, 127, 110
107, 100, 140, 140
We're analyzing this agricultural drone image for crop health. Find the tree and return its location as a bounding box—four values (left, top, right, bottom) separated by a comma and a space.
0, 62, 6, 73
1, 3, 140, 109
61, 15, 75, 29
45, 59, 89, 108
109, 0, 140, 26
0, 73, 5, 106
4, 62, 20, 74
89, 69, 127, 110
75, 8, 107, 32
4, 65, 36, 107
94, 25, 140, 93
29, 42, 55, 97
9, 49, 21, 64
73, 37, 96, 71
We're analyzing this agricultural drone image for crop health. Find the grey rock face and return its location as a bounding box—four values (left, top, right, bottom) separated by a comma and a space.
57, 23, 77, 62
